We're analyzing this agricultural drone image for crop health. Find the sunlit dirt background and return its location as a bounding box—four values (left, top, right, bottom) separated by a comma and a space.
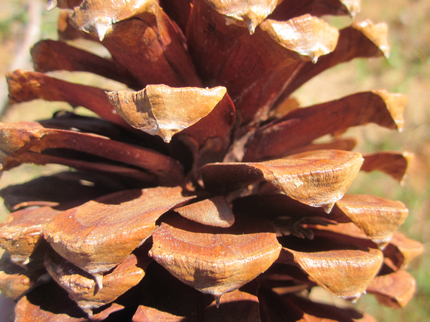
0, 0, 429, 320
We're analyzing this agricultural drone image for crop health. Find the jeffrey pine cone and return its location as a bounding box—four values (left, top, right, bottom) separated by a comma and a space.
0, 0, 424, 321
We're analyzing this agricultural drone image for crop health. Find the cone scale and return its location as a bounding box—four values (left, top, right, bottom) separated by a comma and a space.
0, 0, 423, 321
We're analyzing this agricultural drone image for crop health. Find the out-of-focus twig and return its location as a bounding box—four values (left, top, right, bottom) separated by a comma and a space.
0, 0, 43, 117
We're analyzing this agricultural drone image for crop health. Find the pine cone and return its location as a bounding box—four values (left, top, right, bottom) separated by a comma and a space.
0, 0, 423, 321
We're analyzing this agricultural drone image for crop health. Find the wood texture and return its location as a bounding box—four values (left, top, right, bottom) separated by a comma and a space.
187, 2, 339, 124
98, 0, 202, 87
244, 90, 406, 161
204, 0, 278, 33
275, 19, 389, 104
280, 246, 383, 301
202, 150, 363, 212
31, 40, 140, 89
0, 121, 184, 185
0, 171, 123, 211
383, 232, 424, 270
43, 187, 192, 288
0, 207, 59, 265
362, 151, 413, 182
45, 249, 150, 314
0, 252, 45, 300
150, 223, 281, 298
108, 85, 227, 143
333, 194, 409, 248
0, 0, 420, 318
6, 70, 128, 127
174, 196, 235, 228
133, 288, 260, 321
259, 287, 376, 322
269, 0, 361, 21
367, 270, 416, 308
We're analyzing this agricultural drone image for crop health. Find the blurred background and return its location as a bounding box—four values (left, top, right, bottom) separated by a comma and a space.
0, 0, 429, 320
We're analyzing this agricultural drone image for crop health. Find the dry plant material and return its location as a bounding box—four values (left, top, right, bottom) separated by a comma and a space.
259, 287, 377, 322
132, 305, 184, 321
270, 0, 361, 21
0, 252, 45, 299
383, 232, 424, 270
280, 246, 383, 301
244, 90, 406, 161
159, 0, 192, 31
203, 288, 260, 319
187, 1, 339, 124
202, 150, 363, 212
107, 85, 227, 143
367, 270, 416, 308
0, 121, 184, 185
277, 19, 390, 102
362, 151, 413, 182
45, 248, 151, 315
47, 0, 83, 10
0, 207, 59, 265
6, 70, 128, 127
134, 288, 260, 321
0, 0, 422, 320
150, 223, 281, 301
333, 194, 409, 248
31, 40, 140, 89
0, 171, 122, 211
97, 0, 201, 87
204, 0, 278, 33
14, 281, 118, 322
69, 0, 154, 40
44, 187, 192, 288
282, 137, 357, 156
174, 196, 235, 228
